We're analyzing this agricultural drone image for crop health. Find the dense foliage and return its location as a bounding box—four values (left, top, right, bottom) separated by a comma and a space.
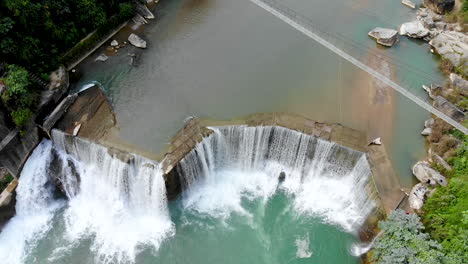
422, 139, 468, 264
0, 0, 134, 74
372, 209, 447, 264
0, 65, 38, 127
0, 0, 135, 127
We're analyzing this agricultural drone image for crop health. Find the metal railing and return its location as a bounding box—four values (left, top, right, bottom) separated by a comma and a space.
250, 0, 467, 134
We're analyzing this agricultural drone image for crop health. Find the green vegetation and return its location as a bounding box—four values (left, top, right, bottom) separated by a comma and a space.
445, 0, 468, 26
422, 139, 468, 264
373, 133, 468, 264
0, 173, 14, 191
372, 210, 447, 264
0, 65, 38, 127
0, 0, 135, 74
0, 0, 136, 128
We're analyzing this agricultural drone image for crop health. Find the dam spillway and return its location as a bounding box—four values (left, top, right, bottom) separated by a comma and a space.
175, 125, 377, 232
0, 115, 396, 263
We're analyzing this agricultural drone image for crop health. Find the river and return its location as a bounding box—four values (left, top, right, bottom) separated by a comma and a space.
1, 0, 445, 263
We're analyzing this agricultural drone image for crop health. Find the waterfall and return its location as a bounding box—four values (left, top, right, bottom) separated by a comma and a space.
50, 129, 175, 264
0, 140, 64, 264
176, 126, 376, 232
0, 131, 175, 264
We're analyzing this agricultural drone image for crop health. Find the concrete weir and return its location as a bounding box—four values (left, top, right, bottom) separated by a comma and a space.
160, 113, 402, 215
48, 86, 401, 215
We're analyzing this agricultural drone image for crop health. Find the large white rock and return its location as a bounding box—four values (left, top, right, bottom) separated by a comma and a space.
400, 21, 429, 38
368, 27, 399, 47
128, 33, 147, 49
429, 32, 468, 76
111, 40, 119, 47
409, 183, 429, 211
421, 127, 432, 136
95, 54, 108, 62
412, 161, 447, 186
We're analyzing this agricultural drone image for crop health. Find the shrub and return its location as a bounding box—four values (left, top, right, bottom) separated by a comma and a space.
422, 140, 468, 264
11, 108, 33, 127
0, 173, 14, 191
118, 2, 135, 19
2, 65, 30, 95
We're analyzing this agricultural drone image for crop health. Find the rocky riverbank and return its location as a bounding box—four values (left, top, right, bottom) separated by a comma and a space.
367, 1, 467, 263
396, 2, 467, 213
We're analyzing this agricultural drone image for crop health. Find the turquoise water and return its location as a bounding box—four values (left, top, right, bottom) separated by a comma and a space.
151, 192, 359, 264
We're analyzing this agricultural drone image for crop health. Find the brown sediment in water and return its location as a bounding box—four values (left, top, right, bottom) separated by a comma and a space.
348, 51, 397, 146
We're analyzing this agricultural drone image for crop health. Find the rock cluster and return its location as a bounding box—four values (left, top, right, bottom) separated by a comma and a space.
409, 160, 448, 211
412, 161, 447, 186
398, 8, 468, 76
429, 32, 468, 76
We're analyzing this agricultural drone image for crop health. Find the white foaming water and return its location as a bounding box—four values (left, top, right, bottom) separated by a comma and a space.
0, 131, 174, 264
51, 129, 175, 264
0, 141, 63, 264
177, 126, 376, 233
295, 233, 313, 258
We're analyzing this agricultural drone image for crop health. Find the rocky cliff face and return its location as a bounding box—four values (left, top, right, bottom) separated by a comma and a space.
424, 0, 455, 14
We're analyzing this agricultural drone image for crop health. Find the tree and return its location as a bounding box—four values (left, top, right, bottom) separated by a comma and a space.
372, 209, 447, 264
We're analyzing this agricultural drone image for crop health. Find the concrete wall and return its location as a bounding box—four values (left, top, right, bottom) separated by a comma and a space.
0, 125, 41, 177
160, 113, 401, 214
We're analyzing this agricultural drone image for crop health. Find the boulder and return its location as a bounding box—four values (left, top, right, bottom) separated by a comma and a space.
368, 27, 399, 47
399, 21, 429, 38
433, 95, 466, 122
423, 0, 455, 14
95, 54, 108, 62
424, 118, 435, 128
449, 73, 468, 96
47, 66, 69, 92
429, 32, 468, 76
409, 183, 429, 211
402, 0, 416, 9
132, 14, 148, 25
412, 161, 447, 186
136, 2, 155, 19
128, 33, 147, 49
421, 127, 432, 136
111, 40, 119, 47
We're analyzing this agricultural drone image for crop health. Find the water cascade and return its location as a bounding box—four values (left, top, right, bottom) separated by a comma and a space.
0, 131, 174, 264
176, 126, 377, 232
